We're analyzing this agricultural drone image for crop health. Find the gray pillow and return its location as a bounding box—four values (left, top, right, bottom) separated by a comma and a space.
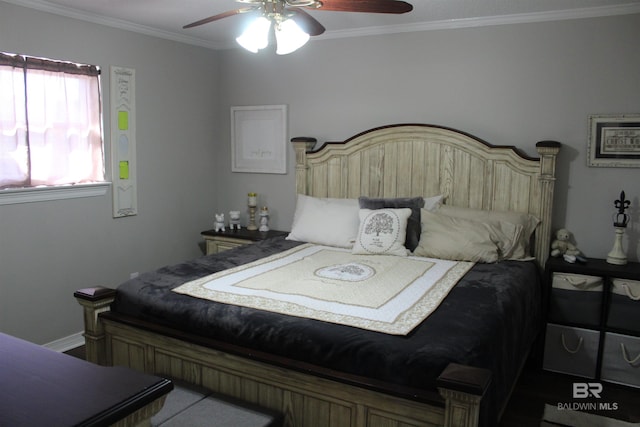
358, 196, 425, 251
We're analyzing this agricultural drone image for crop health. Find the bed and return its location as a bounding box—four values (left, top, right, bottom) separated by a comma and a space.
75, 124, 561, 427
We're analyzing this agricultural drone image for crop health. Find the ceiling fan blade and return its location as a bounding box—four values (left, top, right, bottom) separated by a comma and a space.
312, 0, 413, 14
288, 9, 326, 36
183, 7, 256, 29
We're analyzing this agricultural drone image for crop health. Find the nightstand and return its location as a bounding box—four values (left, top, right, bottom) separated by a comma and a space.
542, 257, 640, 387
201, 228, 289, 254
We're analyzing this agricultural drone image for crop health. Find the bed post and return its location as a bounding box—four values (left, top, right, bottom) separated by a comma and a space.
291, 137, 317, 195
74, 287, 116, 365
437, 363, 492, 427
534, 141, 561, 267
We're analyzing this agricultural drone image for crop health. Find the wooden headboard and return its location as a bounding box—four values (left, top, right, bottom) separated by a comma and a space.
292, 124, 561, 267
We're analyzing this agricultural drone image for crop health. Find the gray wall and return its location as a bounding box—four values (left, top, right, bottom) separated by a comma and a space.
216, 14, 640, 263
1, 3, 639, 345
0, 3, 220, 344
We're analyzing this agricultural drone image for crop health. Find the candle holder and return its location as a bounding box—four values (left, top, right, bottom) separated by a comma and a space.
247, 192, 258, 231
259, 207, 270, 232
606, 190, 630, 265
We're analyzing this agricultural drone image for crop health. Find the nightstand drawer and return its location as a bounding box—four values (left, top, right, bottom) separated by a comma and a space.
601, 332, 640, 388
548, 273, 603, 326
201, 229, 289, 255
205, 238, 246, 254
607, 278, 640, 332
543, 324, 599, 378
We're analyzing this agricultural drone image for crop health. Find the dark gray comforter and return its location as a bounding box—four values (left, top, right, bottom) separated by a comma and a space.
112, 236, 542, 425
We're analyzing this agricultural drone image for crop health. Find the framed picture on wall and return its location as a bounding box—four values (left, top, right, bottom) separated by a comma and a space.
231, 105, 287, 174
588, 114, 640, 168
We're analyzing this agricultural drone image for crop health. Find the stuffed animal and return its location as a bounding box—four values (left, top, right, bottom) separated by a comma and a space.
550, 228, 580, 257
214, 213, 225, 232
229, 211, 241, 230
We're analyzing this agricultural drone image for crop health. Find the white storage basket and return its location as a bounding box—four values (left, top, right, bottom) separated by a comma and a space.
549, 273, 603, 326
543, 323, 599, 378
607, 278, 640, 332
601, 332, 640, 388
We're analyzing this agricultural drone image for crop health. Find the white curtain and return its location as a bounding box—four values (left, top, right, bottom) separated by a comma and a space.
0, 53, 104, 189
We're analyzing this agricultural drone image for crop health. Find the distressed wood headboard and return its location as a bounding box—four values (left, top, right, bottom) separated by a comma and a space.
292, 123, 561, 267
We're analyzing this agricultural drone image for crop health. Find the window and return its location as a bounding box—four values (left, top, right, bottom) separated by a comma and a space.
0, 52, 105, 195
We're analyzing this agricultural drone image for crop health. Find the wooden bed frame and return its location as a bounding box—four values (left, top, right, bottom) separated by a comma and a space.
76, 124, 560, 427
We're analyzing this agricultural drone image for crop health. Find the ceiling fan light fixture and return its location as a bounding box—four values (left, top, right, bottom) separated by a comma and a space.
236, 16, 271, 53
184, 0, 413, 54
275, 18, 310, 55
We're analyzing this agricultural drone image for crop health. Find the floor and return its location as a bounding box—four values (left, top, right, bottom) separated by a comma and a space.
150, 381, 282, 427
499, 367, 640, 426
66, 346, 640, 426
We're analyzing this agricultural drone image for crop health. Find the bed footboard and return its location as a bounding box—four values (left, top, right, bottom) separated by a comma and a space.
75, 287, 491, 427
74, 287, 116, 366
437, 363, 492, 427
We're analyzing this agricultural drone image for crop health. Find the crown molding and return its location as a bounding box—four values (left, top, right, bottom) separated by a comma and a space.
4, 0, 640, 51
316, 3, 640, 41
2, 0, 225, 50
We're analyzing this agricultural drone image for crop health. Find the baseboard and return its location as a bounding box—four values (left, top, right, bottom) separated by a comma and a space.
44, 331, 84, 352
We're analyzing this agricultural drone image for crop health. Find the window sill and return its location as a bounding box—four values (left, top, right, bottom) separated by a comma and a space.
0, 182, 111, 205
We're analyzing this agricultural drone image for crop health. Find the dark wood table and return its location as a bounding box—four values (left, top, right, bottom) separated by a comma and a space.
0, 332, 173, 427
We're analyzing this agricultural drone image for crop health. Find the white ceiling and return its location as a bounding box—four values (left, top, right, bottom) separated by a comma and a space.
5, 0, 640, 50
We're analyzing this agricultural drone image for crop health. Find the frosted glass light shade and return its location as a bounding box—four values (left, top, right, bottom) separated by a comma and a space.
275, 19, 310, 55
236, 17, 271, 53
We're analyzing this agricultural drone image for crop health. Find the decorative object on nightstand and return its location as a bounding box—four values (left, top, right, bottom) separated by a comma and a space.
214, 213, 225, 232
550, 228, 581, 261
247, 192, 258, 231
259, 207, 270, 232
229, 210, 241, 230
607, 190, 630, 265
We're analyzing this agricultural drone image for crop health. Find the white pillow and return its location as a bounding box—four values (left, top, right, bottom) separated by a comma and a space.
423, 195, 444, 211
286, 195, 360, 248
436, 205, 539, 260
352, 208, 412, 256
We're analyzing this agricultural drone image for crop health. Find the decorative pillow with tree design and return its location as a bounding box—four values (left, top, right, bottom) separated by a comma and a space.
352, 208, 411, 256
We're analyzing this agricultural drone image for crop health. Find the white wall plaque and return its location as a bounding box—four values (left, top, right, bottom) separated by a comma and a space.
231, 105, 287, 174
111, 66, 138, 217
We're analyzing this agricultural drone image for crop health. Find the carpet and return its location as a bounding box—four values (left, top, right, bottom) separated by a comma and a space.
542, 404, 640, 427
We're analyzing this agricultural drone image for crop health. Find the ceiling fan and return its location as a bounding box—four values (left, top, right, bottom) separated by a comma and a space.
183, 0, 414, 54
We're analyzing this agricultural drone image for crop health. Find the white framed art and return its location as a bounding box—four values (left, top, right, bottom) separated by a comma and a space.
231, 105, 287, 174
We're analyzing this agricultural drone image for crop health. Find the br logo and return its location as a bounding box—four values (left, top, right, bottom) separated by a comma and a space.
573, 382, 603, 398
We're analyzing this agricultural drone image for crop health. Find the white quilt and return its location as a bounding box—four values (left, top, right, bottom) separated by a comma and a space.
173, 244, 474, 335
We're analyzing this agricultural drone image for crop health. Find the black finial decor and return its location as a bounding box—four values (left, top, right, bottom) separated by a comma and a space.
613, 190, 630, 228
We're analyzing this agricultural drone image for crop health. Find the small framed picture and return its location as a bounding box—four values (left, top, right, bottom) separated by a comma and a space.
231, 105, 287, 174
588, 114, 640, 168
